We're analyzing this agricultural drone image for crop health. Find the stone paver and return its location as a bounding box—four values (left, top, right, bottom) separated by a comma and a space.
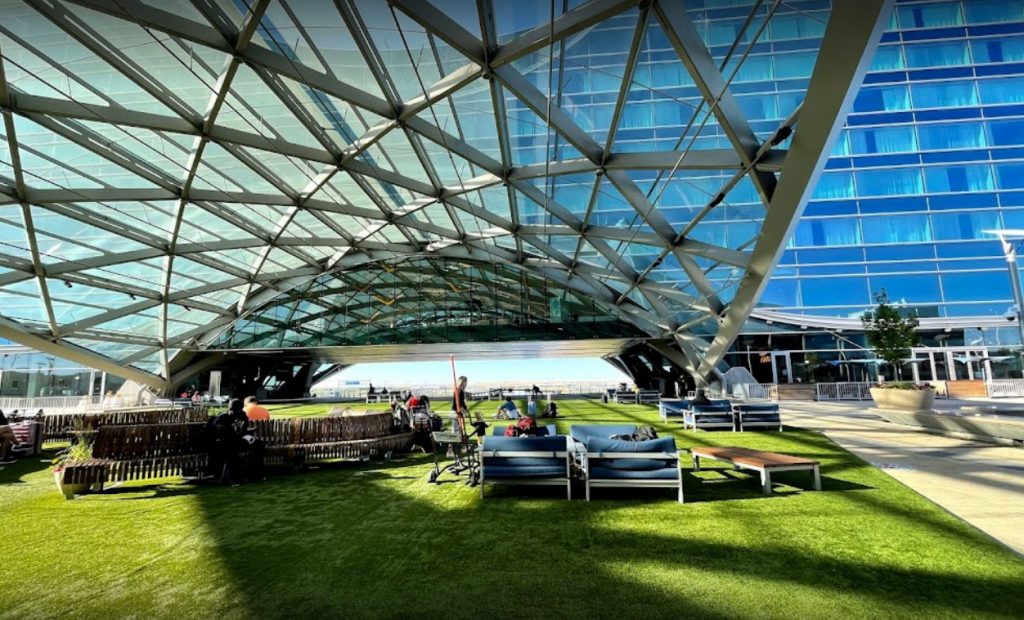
783, 401, 1024, 556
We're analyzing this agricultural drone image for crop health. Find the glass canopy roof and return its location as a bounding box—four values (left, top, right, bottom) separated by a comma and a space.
0, 0, 887, 387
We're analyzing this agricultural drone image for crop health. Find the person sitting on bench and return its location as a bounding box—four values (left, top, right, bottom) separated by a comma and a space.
243, 396, 271, 422
0, 410, 21, 465
494, 396, 521, 420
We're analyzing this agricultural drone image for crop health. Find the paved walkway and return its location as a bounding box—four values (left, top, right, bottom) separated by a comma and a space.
783, 401, 1024, 556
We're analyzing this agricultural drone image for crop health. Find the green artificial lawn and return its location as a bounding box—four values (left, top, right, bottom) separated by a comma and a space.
2, 399, 1022, 619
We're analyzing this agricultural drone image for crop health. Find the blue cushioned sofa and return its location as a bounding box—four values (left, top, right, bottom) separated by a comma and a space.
734, 403, 783, 431
684, 400, 735, 431
479, 435, 571, 499
580, 435, 683, 503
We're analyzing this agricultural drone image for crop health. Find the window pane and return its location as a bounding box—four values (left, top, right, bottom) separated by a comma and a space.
924, 164, 994, 193
793, 218, 862, 247
898, 2, 963, 29
870, 274, 942, 303
905, 41, 970, 68
918, 122, 987, 150
812, 172, 856, 199
801, 277, 870, 306
870, 45, 904, 71
972, 37, 1024, 63
849, 126, 918, 154
911, 81, 978, 108
978, 77, 1024, 105
862, 214, 933, 243
989, 119, 1024, 147
931, 211, 1001, 241
965, 0, 1024, 24
853, 85, 911, 113
855, 168, 924, 197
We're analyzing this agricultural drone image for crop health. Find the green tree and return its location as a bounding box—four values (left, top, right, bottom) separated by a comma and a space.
862, 290, 920, 381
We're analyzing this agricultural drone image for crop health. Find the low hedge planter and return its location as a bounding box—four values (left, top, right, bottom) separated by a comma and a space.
869, 387, 935, 412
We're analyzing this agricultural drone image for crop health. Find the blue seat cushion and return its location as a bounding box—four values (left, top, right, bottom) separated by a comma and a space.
585, 436, 676, 471
483, 464, 566, 478
686, 413, 734, 425
742, 413, 781, 423
570, 424, 637, 442
589, 465, 679, 480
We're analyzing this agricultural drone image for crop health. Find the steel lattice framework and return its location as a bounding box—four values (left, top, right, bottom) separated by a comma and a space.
0, 0, 892, 390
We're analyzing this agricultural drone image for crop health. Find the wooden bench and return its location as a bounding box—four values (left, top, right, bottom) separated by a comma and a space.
62, 423, 208, 491
41, 406, 208, 442
251, 413, 411, 465
690, 446, 820, 495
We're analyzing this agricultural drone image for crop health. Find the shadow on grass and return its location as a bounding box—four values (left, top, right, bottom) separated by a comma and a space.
172, 453, 1024, 619
0, 449, 55, 485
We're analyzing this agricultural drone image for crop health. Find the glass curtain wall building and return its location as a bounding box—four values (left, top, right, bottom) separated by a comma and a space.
728, 0, 1024, 384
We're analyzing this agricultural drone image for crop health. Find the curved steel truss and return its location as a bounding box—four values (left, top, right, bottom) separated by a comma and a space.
0, 0, 892, 389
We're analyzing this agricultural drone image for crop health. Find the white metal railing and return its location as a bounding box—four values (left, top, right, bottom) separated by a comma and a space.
986, 379, 1024, 398
731, 383, 779, 401
0, 395, 103, 412
815, 382, 873, 401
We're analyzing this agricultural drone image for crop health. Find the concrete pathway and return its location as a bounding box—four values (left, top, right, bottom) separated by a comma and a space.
783, 401, 1024, 556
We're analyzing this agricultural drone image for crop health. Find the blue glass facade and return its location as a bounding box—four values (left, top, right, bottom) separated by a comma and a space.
761, 0, 1024, 321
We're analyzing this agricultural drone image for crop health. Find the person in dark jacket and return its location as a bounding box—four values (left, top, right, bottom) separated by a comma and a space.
207, 399, 262, 483
0, 410, 21, 464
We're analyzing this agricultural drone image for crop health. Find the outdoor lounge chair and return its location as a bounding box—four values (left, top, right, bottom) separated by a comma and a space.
580, 435, 683, 503
684, 400, 735, 431
479, 435, 572, 499
733, 403, 782, 431
659, 399, 691, 421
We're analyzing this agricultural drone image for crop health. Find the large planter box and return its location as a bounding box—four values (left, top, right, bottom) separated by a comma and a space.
869, 387, 935, 412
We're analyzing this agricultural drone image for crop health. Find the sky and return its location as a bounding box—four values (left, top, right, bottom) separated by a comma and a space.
325, 357, 630, 386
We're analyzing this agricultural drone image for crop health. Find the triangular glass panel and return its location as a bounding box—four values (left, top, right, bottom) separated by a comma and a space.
72, 201, 180, 243
558, 9, 639, 146
504, 86, 584, 165
586, 177, 652, 235
215, 63, 325, 151
417, 78, 501, 163
494, 0, 564, 41
279, 78, 376, 151
31, 206, 151, 262
1, 6, 181, 115
262, 0, 387, 101
358, 3, 444, 101
13, 116, 161, 190
190, 141, 283, 194
72, 5, 231, 118
82, 258, 171, 289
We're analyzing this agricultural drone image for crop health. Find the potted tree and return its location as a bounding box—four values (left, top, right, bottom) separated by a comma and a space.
862, 291, 934, 411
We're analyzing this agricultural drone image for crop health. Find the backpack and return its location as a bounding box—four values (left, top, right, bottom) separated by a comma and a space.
516, 416, 537, 434
504, 424, 519, 437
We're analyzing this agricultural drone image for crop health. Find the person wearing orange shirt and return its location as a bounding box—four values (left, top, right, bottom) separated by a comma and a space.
243, 396, 271, 422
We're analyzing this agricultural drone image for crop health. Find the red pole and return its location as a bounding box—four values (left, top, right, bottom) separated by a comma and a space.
450, 354, 465, 434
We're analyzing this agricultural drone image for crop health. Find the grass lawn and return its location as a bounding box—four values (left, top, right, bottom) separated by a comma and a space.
1, 399, 1022, 619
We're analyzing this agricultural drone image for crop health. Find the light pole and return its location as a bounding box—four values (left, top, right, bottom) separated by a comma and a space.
984, 229, 1024, 378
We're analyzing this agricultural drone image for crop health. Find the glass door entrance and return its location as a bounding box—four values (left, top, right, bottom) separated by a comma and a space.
771, 352, 792, 384
911, 347, 992, 382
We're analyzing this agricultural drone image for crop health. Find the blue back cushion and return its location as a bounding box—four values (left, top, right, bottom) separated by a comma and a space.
482, 435, 567, 452
585, 436, 676, 471
660, 400, 690, 415
570, 424, 637, 442
490, 425, 555, 436
691, 402, 732, 413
